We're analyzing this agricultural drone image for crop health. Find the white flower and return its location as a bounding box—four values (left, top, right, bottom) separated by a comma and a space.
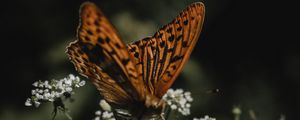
32, 81, 38, 87
198, 115, 216, 120
35, 93, 44, 99
232, 106, 241, 115
25, 74, 85, 108
69, 74, 75, 80
38, 89, 43, 94
186, 103, 191, 108
100, 99, 111, 111
44, 89, 49, 93
64, 79, 72, 86
43, 92, 51, 99
94, 116, 100, 120
162, 88, 193, 116
56, 81, 63, 89
174, 89, 183, 95
25, 98, 32, 106
74, 76, 80, 83
181, 109, 190, 115
95, 110, 102, 116
38, 82, 44, 88
93, 100, 115, 120
179, 98, 187, 106
34, 101, 41, 108
66, 87, 73, 92
170, 104, 177, 110
167, 100, 172, 105
31, 89, 37, 95
102, 111, 114, 119
185, 94, 193, 102
78, 80, 86, 87
44, 80, 49, 87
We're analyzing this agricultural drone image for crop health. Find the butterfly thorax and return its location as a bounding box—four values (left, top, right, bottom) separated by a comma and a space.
144, 94, 165, 109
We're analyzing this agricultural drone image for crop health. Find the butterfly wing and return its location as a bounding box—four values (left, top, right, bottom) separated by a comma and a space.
67, 2, 145, 105
127, 2, 205, 98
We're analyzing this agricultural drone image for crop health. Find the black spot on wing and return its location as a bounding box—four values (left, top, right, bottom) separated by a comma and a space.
82, 57, 89, 63
171, 65, 176, 70
176, 35, 183, 41
129, 47, 136, 52
81, 67, 87, 73
84, 36, 90, 41
167, 27, 173, 33
183, 20, 188, 25
171, 55, 183, 63
74, 57, 81, 63
160, 41, 166, 47
105, 37, 110, 43
82, 44, 106, 65
136, 61, 143, 65
134, 52, 139, 58
98, 37, 105, 44
109, 49, 117, 55
96, 28, 101, 33
74, 52, 80, 57
87, 30, 93, 35
158, 33, 163, 38
143, 37, 151, 41
68, 46, 74, 51
86, 13, 90, 18
77, 49, 84, 55
115, 43, 122, 49
168, 48, 174, 53
94, 20, 100, 26
168, 35, 175, 42
182, 41, 188, 47
87, 22, 91, 26
166, 71, 172, 77
122, 58, 130, 65
177, 26, 182, 31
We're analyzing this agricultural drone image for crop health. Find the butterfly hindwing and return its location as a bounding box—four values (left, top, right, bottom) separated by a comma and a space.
127, 2, 205, 98
67, 2, 145, 105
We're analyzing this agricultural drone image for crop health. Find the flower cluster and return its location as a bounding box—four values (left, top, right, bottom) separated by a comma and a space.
94, 99, 115, 120
162, 88, 193, 116
94, 110, 115, 120
194, 115, 216, 120
25, 74, 86, 107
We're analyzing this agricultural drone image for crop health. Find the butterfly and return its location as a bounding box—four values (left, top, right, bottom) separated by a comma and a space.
67, 1, 205, 119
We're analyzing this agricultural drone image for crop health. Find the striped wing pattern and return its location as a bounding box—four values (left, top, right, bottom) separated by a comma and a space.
67, 2, 145, 105
67, 1, 205, 111
127, 2, 205, 98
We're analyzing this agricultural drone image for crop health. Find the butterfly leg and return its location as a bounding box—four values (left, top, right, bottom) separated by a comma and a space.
158, 100, 166, 120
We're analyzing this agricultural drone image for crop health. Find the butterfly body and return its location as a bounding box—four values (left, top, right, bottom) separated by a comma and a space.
67, 1, 205, 119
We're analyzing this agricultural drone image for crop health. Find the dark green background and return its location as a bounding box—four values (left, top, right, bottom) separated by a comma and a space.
0, 0, 298, 119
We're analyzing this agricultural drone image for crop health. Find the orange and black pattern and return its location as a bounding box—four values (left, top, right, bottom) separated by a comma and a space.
127, 2, 205, 97
67, 1, 205, 111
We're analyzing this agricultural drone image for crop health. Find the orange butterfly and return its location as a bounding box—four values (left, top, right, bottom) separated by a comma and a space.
67, 2, 205, 119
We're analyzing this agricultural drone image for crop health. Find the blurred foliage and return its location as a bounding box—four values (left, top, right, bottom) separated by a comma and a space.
0, 0, 298, 120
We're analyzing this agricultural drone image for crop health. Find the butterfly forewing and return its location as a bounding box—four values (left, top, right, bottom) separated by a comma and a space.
67, 2, 146, 105
127, 2, 205, 98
